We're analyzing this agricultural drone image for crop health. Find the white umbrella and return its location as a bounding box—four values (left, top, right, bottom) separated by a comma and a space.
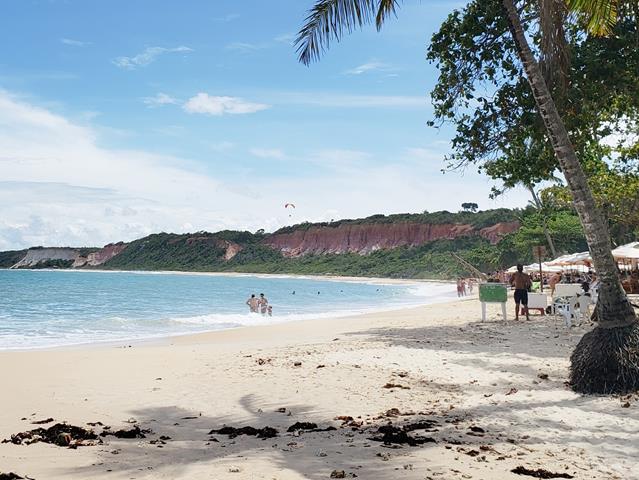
546, 251, 591, 266
612, 242, 639, 260
507, 263, 564, 274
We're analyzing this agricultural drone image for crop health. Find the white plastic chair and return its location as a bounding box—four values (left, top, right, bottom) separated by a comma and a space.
553, 295, 580, 327
577, 293, 592, 320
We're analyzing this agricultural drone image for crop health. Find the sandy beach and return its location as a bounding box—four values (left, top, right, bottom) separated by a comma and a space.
1, 296, 638, 480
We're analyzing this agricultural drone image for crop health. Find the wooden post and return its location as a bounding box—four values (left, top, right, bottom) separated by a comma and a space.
532, 245, 547, 292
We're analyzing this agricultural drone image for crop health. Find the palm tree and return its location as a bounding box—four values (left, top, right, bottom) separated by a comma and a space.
296, 0, 639, 394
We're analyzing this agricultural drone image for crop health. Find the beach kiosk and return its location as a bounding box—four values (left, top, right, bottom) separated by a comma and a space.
479, 283, 508, 321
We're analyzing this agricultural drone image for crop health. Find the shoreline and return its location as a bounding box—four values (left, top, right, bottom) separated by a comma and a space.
1, 296, 466, 354
0, 271, 462, 352
0, 267, 456, 285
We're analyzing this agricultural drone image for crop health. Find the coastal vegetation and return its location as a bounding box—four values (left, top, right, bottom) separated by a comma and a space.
100, 207, 590, 277
0, 250, 27, 268
2, 206, 601, 278
294, 0, 639, 393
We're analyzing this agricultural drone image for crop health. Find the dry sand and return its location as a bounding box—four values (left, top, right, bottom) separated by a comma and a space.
1, 296, 638, 479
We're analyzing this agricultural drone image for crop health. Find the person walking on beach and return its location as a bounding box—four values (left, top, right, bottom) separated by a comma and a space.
510, 264, 532, 321
246, 294, 259, 313
549, 272, 562, 296
258, 293, 269, 315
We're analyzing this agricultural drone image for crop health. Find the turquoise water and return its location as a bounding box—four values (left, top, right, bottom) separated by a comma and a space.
0, 270, 455, 349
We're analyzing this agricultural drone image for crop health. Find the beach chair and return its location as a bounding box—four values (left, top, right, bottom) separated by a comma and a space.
554, 283, 584, 299
576, 293, 592, 319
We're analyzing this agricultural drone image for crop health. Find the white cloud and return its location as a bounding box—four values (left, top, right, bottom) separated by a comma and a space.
183, 93, 270, 116
226, 34, 295, 52
344, 61, 392, 75
225, 42, 269, 53
275, 91, 428, 109
274, 33, 295, 45
61, 38, 90, 47
0, 91, 530, 250
212, 13, 240, 22
143, 92, 179, 107
113, 46, 193, 70
206, 141, 235, 152
0, 91, 265, 249
309, 149, 370, 171
405, 147, 446, 163
250, 148, 286, 160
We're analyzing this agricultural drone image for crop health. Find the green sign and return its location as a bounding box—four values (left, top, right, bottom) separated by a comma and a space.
479, 283, 508, 303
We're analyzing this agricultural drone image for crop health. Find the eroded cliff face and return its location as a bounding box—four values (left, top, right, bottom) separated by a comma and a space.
479, 222, 520, 244
11, 248, 80, 268
262, 221, 519, 257
73, 243, 129, 267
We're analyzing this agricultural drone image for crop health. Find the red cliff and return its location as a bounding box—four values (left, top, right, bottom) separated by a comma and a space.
262, 221, 519, 257
73, 242, 129, 267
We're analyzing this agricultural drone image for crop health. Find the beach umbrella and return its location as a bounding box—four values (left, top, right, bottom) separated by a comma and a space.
507, 263, 563, 274
612, 242, 639, 260
546, 251, 591, 266
546, 253, 575, 266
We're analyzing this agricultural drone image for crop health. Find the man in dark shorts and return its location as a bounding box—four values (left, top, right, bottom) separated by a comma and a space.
510, 264, 532, 321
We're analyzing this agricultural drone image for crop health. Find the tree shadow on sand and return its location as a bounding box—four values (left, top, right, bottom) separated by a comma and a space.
39, 316, 639, 479
54, 394, 430, 479
349, 315, 589, 359
340, 317, 639, 464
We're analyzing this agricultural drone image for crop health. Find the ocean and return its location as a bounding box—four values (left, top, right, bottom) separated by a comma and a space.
0, 269, 456, 350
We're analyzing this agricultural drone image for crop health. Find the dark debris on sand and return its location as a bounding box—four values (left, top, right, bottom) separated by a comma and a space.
287, 422, 337, 433
0, 474, 34, 480
511, 466, 574, 479
209, 426, 278, 439
402, 420, 439, 432
287, 422, 318, 432
100, 425, 151, 439
2, 423, 99, 448
30, 418, 54, 425
330, 470, 358, 478
369, 425, 436, 447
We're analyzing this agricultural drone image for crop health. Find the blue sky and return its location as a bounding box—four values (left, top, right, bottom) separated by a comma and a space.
0, 0, 529, 249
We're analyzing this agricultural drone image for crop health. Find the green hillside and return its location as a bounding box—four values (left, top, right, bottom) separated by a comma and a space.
98, 208, 589, 279
1, 208, 595, 279
272, 208, 520, 234
0, 250, 28, 268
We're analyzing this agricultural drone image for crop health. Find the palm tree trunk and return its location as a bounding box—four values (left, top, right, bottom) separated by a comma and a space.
527, 185, 557, 258
502, 0, 639, 394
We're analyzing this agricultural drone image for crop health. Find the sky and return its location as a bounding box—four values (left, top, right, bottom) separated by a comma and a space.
0, 0, 531, 250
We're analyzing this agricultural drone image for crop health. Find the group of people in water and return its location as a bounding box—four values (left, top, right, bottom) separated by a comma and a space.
246, 293, 272, 316
456, 278, 475, 297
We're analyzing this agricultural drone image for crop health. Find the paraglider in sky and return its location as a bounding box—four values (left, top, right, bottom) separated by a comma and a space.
284, 203, 295, 217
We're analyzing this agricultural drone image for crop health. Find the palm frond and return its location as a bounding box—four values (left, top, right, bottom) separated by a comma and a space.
295, 0, 400, 65
567, 0, 618, 35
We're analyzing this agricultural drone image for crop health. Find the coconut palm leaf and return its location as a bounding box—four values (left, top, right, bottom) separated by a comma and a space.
567, 0, 619, 35
295, 0, 400, 65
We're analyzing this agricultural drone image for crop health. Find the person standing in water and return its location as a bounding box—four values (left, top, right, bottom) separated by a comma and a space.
246, 294, 259, 313
258, 293, 269, 315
